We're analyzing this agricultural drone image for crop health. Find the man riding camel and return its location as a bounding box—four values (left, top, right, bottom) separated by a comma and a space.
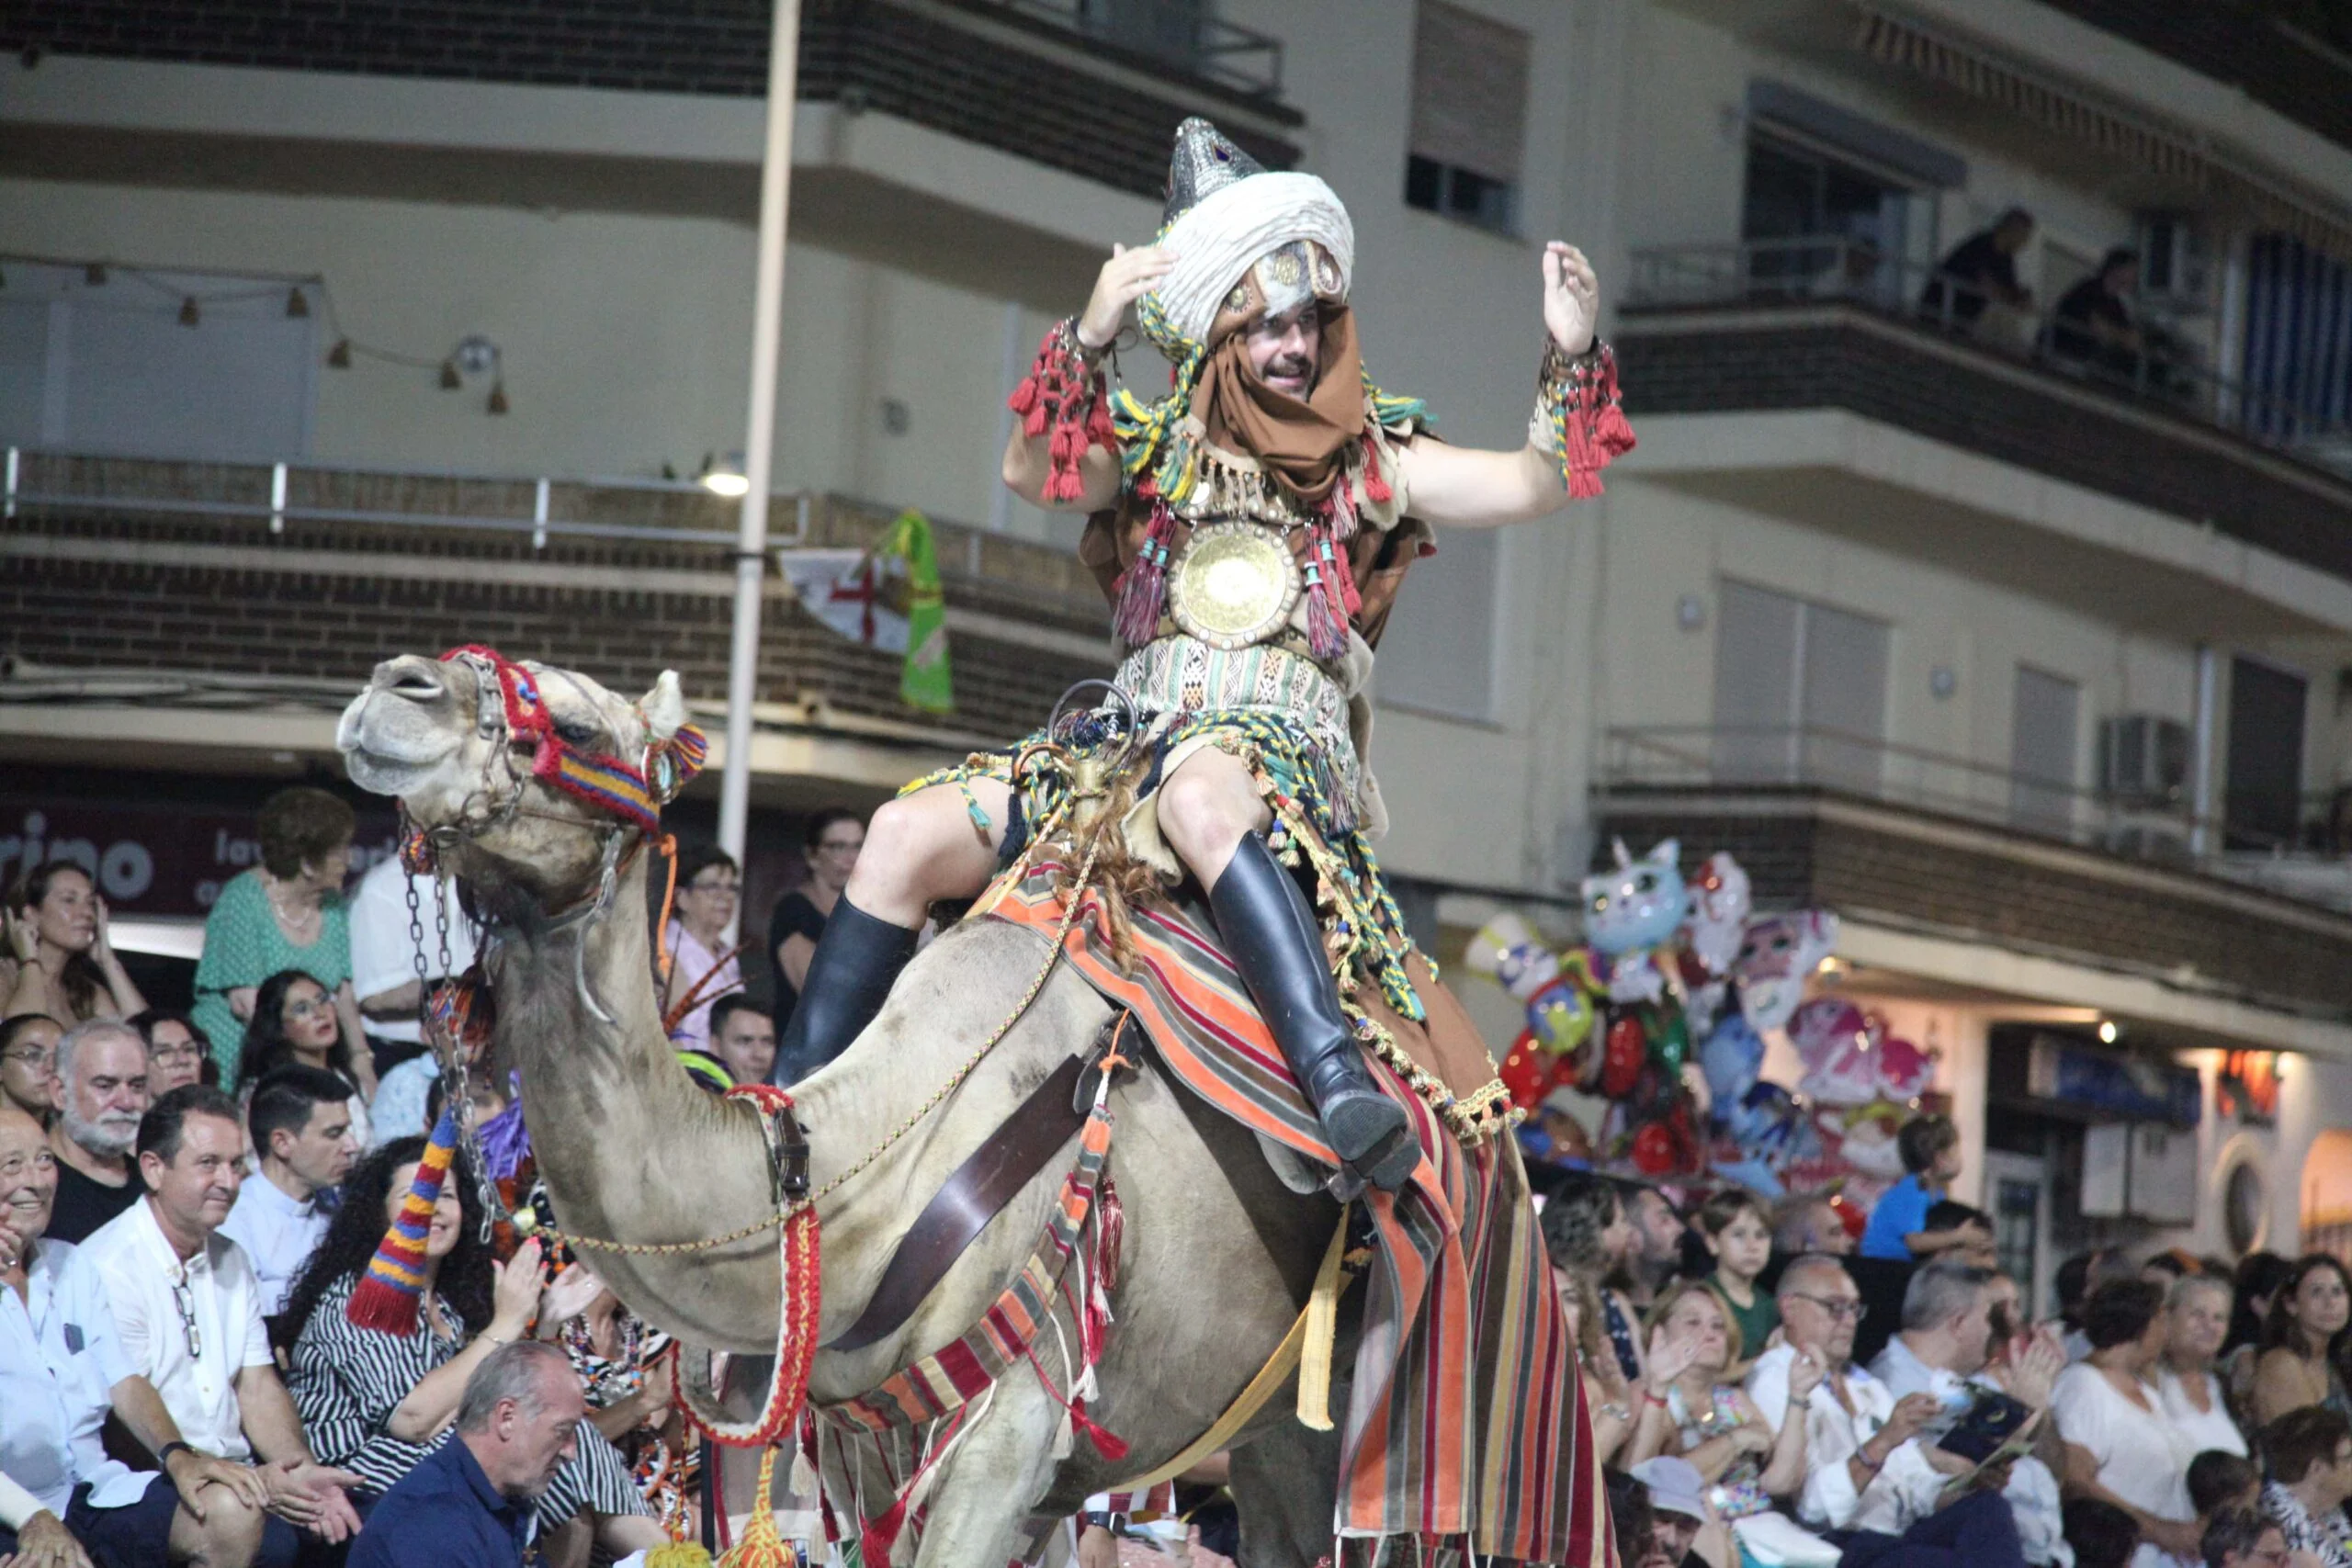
775, 118, 1632, 1196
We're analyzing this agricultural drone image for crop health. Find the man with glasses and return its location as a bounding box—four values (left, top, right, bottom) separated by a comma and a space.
1749, 1255, 1951, 1533
79, 1086, 363, 1551
45, 1021, 150, 1245
0, 1099, 290, 1568
1, 1014, 60, 1122
2202, 1506, 2294, 1568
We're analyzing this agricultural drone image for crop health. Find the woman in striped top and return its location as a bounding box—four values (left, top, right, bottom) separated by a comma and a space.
281, 1136, 669, 1562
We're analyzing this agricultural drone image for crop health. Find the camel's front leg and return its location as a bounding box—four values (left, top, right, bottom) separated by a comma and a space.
899, 1367, 1068, 1568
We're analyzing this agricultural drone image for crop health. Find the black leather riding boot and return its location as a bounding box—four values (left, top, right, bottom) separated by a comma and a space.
771, 896, 921, 1084
1208, 833, 1419, 1193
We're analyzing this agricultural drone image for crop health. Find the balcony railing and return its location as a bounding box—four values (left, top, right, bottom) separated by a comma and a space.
1600, 723, 2352, 914
1623, 237, 2352, 483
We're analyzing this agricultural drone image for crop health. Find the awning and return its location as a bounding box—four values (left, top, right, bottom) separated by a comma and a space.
1854, 2, 2352, 262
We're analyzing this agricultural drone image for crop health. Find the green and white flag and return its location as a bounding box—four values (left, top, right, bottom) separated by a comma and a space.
775, 509, 953, 714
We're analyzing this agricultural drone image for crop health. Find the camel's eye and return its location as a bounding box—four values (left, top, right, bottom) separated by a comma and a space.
555, 716, 599, 745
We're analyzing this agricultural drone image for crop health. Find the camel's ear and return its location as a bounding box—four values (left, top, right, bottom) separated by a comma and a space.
640, 671, 687, 742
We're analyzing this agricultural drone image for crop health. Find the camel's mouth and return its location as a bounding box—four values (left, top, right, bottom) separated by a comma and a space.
336, 686, 462, 799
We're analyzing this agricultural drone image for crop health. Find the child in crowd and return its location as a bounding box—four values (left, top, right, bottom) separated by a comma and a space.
2063, 1498, 2143, 1568
1697, 1188, 1778, 1366
2188, 1451, 2262, 1525
1860, 1113, 1970, 1262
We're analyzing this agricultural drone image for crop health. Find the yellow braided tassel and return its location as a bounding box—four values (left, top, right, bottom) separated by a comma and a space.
647, 1544, 713, 1568
717, 1447, 794, 1568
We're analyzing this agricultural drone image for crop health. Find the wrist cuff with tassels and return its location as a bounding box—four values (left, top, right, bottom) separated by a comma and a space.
1007, 318, 1114, 504
1529, 338, 1637, 499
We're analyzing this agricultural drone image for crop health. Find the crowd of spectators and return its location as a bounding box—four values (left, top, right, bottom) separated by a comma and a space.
17, 790, 2350, 1568
1545, 1112, 2352, 1568
0, 787, 878, 1567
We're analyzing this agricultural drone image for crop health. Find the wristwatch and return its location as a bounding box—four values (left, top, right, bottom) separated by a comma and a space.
1080, 1511, 1128, 1533
157, 1441, 194, 1467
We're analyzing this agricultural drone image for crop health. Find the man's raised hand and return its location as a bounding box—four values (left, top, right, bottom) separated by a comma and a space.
1078, 244, 1179, 351
1543, 241, 1600, 356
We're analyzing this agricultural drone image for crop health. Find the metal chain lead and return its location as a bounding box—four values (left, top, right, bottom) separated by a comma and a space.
399, 805, 506, 1244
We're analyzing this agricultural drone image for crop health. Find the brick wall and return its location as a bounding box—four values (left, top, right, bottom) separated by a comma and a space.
4, 497, 1111, 742
1615, 313, 2352, 584
1599, 791, 2352, 1017
4, 0, 1299, 199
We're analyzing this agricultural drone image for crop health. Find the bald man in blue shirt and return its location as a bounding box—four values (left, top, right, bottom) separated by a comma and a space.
349, 1342, 584, 1568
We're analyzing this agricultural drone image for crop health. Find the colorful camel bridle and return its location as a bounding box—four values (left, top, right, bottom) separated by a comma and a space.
436, 643, 709, 835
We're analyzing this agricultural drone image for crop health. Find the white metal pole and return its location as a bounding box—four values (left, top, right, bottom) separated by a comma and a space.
717, 0, 803, 919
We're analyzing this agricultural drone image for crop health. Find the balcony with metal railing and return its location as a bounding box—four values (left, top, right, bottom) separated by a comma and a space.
1615, 237, 2352, 592
1594, 721, 2352, 1020
0, 447, 1116, 755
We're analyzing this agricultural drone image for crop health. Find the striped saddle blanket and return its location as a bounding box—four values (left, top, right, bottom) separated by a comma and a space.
980, 859, 1612, 1567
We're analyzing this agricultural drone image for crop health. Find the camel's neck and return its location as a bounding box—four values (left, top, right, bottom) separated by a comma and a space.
488, 846, 782, 1345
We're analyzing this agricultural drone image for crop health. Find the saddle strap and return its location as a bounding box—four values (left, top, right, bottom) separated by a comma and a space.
826, 1053, 1089, 1352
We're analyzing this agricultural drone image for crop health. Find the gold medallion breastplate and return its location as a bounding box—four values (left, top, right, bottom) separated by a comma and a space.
1164, 520, 1301, 651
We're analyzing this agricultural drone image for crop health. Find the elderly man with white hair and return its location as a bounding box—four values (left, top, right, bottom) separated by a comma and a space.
44, 1020, 150, 1244
1751, 1255, 2034, 1568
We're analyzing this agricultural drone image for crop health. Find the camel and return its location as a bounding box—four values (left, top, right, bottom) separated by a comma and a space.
336, 650, 1351, 1568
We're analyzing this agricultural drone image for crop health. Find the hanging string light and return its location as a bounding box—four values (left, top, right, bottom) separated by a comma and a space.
4, 250, 513, 417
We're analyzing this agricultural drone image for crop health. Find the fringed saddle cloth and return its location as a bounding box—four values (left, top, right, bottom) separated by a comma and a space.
980, 859, 1614, 1567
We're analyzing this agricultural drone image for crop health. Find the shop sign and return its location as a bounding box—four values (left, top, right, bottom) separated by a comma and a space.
0, 801, 401, 918
2026, 1036, 2200, 1127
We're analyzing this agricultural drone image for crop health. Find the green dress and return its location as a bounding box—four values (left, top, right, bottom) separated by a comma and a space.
191, 870, 353, 1087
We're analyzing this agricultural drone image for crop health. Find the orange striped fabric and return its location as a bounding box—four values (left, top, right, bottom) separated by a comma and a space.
984, 863, 1613, 1566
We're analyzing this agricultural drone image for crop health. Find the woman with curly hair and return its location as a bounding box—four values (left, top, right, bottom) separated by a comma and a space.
1542, 1170, 1645, 1384
193, 786, 364, 1087
238, 969, 374, 1148
283, 1138, 667, 1562
2, 861, 146, 1023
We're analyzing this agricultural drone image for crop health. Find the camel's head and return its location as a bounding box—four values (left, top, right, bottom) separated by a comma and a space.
337, 648, 701, 912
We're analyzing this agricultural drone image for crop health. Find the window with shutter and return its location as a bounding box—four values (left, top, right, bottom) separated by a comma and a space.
1406, 1, 1528, 235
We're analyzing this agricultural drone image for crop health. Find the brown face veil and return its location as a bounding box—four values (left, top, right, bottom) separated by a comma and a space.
1192, 243, 1363, 505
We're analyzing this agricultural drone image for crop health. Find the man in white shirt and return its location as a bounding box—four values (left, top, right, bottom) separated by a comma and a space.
80, 1086, 363, 1548
350, 857, 478, 1140
1755, 1255, 2041, 1568
1868, 1259, 2073, 1566
1751, 1255, 1954, 1534
219, 1068, 356, 1319
0, 1100, 284, 1568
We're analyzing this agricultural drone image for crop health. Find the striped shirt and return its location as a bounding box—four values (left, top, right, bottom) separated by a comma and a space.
288, 1273, 646, 1525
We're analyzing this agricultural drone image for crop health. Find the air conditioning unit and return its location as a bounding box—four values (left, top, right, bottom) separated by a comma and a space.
2098, 714, 2190, 806
2137, 213, 2211, 308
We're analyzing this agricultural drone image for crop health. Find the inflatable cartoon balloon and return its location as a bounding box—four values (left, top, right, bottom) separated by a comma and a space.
1734, 909, 1839, 1031
1788, 998, 1877, 1106
1582, 838, 1689, 956
1684, 852, 1753, 977
1698, 1013, 1766, 1121
1466, 914, 1600, 1058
